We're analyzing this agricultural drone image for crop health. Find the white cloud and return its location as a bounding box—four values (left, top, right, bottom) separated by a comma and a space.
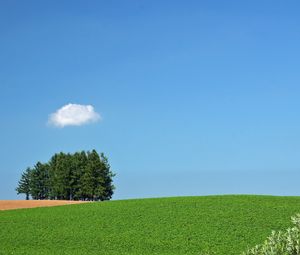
48, 103, 101, 127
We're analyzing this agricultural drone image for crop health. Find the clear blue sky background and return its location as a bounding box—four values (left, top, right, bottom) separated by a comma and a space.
1, 0, 300, 200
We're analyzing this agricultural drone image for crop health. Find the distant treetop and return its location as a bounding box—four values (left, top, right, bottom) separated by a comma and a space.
16, 150, 115, 201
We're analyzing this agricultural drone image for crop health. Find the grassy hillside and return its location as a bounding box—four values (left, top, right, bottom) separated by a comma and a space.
1, 195, 300, 255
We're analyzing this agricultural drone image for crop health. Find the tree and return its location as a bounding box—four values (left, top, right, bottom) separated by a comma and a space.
80, 151, 95, 201
16, 167, 32, 200
49, 153, 72, 200
71, 151, 88, 200
83, 150, 115, 201
30, 162, 50, 200
99, 153, 115, 201
16, 150, 115, 201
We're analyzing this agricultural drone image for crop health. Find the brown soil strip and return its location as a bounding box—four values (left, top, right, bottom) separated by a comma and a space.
0, 200, 87, 211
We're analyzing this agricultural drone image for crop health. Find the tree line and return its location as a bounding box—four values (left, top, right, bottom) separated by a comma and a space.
16, 150, 115, 201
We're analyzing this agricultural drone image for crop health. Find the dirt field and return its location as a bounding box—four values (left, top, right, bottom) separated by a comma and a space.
0, 200, 87, 210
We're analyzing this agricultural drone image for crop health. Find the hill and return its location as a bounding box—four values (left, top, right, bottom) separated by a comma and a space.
1, 195, 300, 254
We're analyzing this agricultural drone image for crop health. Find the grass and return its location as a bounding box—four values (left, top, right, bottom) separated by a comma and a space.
2, 195, 300, 254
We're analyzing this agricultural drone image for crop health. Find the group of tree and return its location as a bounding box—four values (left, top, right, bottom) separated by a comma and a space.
16, 150, 115, 201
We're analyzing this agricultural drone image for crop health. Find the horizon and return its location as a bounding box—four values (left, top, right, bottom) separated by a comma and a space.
1, 1, 300, 200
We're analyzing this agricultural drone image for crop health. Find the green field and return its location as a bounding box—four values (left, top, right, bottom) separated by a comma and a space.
1, 195, 300, 255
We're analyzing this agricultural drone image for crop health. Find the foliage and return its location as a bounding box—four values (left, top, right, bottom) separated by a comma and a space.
2, 196, 300, 254
243, 214, 300, 255
16, 150, 115, 201
15, 167, 32, 200
30, 162, 50, 200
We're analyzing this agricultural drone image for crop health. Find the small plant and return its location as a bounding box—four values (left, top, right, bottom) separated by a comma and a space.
243, 214, 300, 255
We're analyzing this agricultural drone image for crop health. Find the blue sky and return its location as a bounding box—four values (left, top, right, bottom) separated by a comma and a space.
1, 1, 300, 200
